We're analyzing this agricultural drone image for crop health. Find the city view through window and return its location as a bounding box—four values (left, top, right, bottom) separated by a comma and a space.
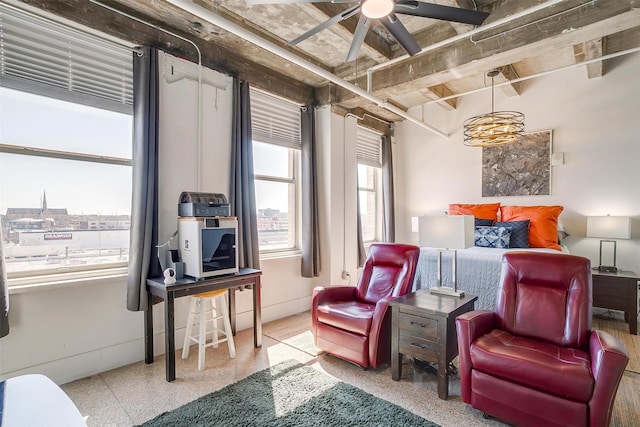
0, 88, 133, 275
253, 141, 298, 251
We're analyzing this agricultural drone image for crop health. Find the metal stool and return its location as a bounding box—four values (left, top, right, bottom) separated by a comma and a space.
181, 289, 236, 370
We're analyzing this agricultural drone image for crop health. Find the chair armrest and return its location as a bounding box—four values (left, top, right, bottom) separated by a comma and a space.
588, 330, 629, 427
456, 310, 496, 344
455, 310, 496, 404
368, 296, 392, 367
311, 286, 357, 343
312, 286, 357, 306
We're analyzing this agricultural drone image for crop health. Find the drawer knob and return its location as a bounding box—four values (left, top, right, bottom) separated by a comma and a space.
410, 321, 426, 328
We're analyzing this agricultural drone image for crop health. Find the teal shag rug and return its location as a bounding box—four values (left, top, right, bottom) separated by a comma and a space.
138, 359, 439, 426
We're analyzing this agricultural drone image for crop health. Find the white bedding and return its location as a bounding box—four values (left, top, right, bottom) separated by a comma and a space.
412, 246, 570, 310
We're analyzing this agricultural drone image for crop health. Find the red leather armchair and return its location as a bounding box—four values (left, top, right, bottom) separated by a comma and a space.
456, 252, 629, 427
311, 243, 420, 369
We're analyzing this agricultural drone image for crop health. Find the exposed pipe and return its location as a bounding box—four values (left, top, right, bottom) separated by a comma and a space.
166, 0, 448, 138
468, 1, 592, 45
422, 47, 640, 105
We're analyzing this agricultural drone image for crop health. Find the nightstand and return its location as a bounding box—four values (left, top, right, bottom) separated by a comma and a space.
389, 290, 477, 400
591, 269, 639, 335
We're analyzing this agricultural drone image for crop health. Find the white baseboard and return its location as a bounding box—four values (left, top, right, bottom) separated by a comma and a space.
4, 296, 313, 385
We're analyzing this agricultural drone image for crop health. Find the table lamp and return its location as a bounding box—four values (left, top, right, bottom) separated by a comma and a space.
586, 215, 630, 273
418, 215, 474, 297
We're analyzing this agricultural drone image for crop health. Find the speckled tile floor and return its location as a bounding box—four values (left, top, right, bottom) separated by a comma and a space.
61, 311, 638, 427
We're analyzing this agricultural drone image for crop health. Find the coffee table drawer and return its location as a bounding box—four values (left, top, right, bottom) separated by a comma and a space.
398, 333, 439, 361
398, 313, 438, 338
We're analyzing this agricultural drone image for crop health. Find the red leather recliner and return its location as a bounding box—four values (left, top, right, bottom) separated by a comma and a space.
311, 243, 420, 368
456, 252, 629, 427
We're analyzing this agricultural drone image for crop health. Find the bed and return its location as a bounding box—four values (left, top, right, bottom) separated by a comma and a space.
412, 246, 570, 310
413, 203, 570, 310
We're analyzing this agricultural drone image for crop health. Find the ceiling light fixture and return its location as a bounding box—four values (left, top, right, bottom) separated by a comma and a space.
463, 69, 524, 147
361, 0, 395, 19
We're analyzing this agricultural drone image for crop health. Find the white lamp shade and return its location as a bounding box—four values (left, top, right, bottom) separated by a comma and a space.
586, 216, 631, 239
419, 215, 475, 249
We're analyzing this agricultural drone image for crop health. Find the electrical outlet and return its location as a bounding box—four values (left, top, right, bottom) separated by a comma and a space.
342, 270, 350, 280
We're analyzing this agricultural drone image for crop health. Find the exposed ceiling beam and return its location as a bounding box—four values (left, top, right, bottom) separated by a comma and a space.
422, 84, 458, 110
495, 65, 522, 96
334, 0, 640, 107
574, 38, 606, 78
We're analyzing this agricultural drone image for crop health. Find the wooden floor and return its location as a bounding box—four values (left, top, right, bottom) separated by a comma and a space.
592, 315, 640, 427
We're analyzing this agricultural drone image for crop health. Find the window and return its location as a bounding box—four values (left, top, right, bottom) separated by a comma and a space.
250, 88, 301, 252
357, 126, 383, 243
0, 3, 133, 278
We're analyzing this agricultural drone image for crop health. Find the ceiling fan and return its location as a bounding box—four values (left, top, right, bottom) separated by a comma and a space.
245, 0, 490, 62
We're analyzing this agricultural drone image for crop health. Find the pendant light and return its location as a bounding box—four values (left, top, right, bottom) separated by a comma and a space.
463, 69, 525, 147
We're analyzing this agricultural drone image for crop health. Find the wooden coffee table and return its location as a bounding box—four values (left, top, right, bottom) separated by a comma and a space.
390, 289, 477, 400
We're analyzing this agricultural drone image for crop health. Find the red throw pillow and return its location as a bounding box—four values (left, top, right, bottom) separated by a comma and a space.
500, 205, 564, 250
449, 203, 501, 221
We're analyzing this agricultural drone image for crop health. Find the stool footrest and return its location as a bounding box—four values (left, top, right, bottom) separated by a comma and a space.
181, 291, 236, 370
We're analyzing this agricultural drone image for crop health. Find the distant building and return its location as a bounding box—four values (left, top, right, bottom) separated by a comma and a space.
5, 191, 69, 225
2, 191, 129, 244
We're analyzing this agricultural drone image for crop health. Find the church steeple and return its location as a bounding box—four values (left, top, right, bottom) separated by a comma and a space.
42, 190, 48, 212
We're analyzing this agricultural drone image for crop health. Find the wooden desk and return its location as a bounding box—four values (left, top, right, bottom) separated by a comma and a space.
390, 290, 477, 400
592, 269, 638, 335
145, 268, 262, 382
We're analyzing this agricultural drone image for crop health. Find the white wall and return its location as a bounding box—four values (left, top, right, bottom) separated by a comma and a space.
394, 52, 640, 273
1, 52, 360, 384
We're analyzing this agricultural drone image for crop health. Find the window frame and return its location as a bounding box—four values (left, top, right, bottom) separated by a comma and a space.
356, 126, 384, 244
1, 89, 133, 282
249, 88, 302, 255
357, 163, 383, 244
1, 3, 134, 283
253, 146, 301, 254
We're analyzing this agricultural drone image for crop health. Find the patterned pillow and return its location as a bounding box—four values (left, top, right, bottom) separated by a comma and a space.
475, 226, 511, 249
494, 220, 530, 248
475, 218, 494, 226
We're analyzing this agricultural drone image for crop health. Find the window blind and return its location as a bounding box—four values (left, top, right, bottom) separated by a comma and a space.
0, 3, 133, 114
357, 126, 382, 168
250, 87, 301, 149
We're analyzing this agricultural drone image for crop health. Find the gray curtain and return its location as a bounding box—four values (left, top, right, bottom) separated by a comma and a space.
0, 227, 9, 338
301, 106, 321, 277
381, 134, 395, 242
231, 79, 260, 269
127, 47, 162, 312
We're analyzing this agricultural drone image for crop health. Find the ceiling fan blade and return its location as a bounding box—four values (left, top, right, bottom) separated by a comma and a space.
379, 14, 421, 56
288, 4, 361, 46
346, 15, 370, 62
394, 1, 489, 26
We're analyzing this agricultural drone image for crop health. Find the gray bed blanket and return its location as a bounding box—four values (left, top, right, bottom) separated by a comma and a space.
412, 246, 568, 310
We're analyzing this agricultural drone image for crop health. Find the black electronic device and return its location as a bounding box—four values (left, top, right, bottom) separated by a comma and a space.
178, 191, 230, 217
